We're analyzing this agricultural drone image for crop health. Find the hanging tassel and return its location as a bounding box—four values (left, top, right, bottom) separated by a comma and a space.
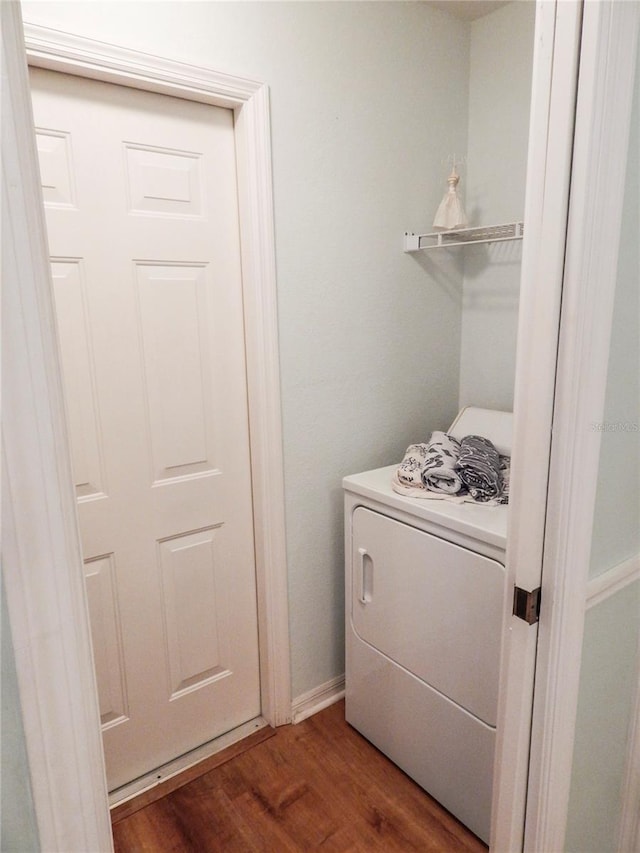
433, 165, 468, 231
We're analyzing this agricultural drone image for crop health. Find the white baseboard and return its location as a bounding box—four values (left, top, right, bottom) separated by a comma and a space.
291, 674, 345, 724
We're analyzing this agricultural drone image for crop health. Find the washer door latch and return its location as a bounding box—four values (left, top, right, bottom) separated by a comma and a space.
513, 586, 541, 625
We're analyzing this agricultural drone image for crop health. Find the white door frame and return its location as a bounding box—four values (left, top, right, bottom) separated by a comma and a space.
3, 6, 113, 850
523, 2, 640, 850
491, 1, 583, 848
493, 1, 640, 850
3, 9, 290, 851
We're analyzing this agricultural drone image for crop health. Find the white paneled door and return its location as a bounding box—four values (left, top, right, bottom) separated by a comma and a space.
30, 68, 261, 791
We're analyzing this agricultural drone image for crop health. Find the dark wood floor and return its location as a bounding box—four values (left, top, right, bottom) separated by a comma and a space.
111, 700, 487, 852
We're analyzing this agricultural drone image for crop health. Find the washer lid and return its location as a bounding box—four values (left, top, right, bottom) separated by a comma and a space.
449, 406, 513, 456
343, 407, 512, 549
343, 465, 508, 551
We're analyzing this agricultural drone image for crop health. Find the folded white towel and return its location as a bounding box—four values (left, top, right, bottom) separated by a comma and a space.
396, 443, 430, 488
391, 475, 474, 503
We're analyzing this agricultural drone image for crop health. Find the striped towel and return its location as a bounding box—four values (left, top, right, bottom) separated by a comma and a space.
420, 431, 463, 495
455, 435, 505, 503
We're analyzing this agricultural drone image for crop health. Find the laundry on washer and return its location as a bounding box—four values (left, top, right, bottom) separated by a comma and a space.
392, 431, 510, 505
420, 431, 463, 494
499, 454, 510, 502
395, 442, 431, 488
393, 431, 468, 503
396, 432, 462, 494
455, 434, 506, 503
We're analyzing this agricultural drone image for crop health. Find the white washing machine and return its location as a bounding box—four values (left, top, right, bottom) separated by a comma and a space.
343, 407, 512, 845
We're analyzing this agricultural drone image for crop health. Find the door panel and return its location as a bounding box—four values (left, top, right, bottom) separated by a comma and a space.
84, 553, 127, 727
159, 526, 229, 697
136, 262, 214, 478
50, 259, 106, 498
30, 68, 261, 791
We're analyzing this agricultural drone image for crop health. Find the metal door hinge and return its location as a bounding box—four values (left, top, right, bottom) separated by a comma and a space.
513, 586, 541, 625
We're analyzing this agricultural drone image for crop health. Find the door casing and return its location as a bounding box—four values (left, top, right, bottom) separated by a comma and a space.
3, 13, 290, 852
491, 1, 583, 847
23, 24, 292, 730
32, 65, 268, 791
493, 1, 640, 850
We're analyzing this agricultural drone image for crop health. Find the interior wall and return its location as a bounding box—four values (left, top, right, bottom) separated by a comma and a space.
458, 0, 535, 412
589, 42, 640, 578
20, 0, 469, 699
565, 584, 640, 853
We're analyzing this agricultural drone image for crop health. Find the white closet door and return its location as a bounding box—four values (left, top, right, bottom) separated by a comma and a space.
30, 67, 261, 791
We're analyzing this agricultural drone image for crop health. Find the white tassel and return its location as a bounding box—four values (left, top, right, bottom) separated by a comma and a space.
433, 166, 468, 231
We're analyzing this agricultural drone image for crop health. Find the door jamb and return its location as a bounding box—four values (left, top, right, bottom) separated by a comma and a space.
3, 7, 113, 850
490, 1, 583, 848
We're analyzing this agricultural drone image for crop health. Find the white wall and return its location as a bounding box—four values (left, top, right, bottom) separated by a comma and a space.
458, 1, 535, 412
565, 583, 640, 853
20, 1, 470, 699
589, 43, 640, 578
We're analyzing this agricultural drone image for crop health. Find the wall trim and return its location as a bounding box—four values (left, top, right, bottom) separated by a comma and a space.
22, 23, 264, 106
291, 675, 346, 725
586, 554, 640, 610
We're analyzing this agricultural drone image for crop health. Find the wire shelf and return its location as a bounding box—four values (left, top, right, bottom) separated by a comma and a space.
404, 222, 524, 252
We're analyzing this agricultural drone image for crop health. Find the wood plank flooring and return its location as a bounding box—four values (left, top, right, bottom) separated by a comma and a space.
111, 700, 488, 852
